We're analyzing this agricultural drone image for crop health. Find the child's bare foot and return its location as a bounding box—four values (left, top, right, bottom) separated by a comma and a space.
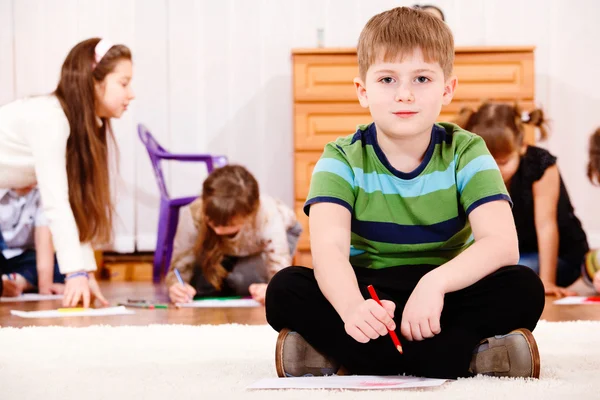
249, 283, 267, 305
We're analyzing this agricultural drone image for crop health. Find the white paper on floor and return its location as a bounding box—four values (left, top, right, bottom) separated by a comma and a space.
176, 298, 261, 308
10, 306, 135, 318
553, 296, 600, 305
1, 293, 64, 302
247, 375, 448, 390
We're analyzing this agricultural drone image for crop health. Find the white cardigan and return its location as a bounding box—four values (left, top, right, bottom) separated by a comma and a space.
0, 95, 97, 274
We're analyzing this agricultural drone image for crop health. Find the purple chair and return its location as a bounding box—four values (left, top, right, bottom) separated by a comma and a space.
138, 124, 228, 282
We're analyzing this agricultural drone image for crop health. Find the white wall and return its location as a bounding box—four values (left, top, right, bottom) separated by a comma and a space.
2, 0, 600, 251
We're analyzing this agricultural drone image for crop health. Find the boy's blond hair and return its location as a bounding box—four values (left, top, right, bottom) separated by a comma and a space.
357, 7, 454, 79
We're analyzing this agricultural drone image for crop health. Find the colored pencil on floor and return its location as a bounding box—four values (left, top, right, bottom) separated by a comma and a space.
118, 302, 168, 309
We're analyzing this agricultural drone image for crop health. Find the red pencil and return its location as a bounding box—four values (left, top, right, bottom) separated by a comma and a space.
367, 285, 403, 354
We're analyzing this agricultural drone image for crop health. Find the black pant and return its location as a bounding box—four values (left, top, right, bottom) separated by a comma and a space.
191, 223, 303, 298
0, 250, 64, 287
265, 264, 545, 379
190, 255, 267, 297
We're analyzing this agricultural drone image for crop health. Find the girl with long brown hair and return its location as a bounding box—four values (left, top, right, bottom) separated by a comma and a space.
456, 102, 588, 297
166, 165, 302, 305
0, 38, 135, 306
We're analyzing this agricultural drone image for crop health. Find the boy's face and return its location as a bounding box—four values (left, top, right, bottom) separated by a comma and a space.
354, 48, 457, 140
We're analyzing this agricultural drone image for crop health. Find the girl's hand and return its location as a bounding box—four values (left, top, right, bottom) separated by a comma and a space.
63, 275, 91, 308
169, 283, 196, 303
341, 299, 396, 344
62, 273, 108, 307
542, 280, 577, 297
401, 276, 445, 341
88, 275, 109, 306
249, 283, 267, 305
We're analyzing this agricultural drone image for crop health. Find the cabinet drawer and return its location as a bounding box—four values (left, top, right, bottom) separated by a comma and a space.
453, 51, 534, 101
295, 151, 322, 200
295, 201, 310, 250
293, 51, 534, 103
295, 103, 371, 150
294, 101, 533, 151
294, 54, 358, 102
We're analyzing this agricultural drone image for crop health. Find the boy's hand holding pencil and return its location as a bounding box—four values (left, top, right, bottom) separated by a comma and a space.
367, 285, 403, 353
341, 286, 400, 352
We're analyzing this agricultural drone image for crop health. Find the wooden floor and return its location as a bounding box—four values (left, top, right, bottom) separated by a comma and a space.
1, 280, 600, 328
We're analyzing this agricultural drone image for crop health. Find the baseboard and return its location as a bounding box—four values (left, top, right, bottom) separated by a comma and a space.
102, 252, 154, 263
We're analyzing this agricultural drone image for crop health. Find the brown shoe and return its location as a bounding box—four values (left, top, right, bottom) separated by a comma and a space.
469, 328, 541, 378
275, 328, 341, 377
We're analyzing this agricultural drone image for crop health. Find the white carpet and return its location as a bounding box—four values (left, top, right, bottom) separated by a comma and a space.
0, 321, 599, 400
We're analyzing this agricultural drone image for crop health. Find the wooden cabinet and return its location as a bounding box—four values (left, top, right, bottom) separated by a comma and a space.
292, 47, 535, 267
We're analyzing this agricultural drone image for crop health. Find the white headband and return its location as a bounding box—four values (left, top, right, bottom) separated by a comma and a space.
93, 39, 114, 68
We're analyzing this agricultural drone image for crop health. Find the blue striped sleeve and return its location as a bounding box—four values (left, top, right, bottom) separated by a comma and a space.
456, 135, 511, 214
456, 155, 499, 194
305, 142, 357, 217
312, 157, 355, 188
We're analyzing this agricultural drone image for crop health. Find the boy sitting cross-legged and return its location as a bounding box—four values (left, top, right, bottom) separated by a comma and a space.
265, 6, 545, 379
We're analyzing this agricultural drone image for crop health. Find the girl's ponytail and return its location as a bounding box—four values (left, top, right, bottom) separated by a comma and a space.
522, 108, 549, 141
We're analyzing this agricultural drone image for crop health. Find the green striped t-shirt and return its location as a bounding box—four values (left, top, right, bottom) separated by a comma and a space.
304, 122, 511, 269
